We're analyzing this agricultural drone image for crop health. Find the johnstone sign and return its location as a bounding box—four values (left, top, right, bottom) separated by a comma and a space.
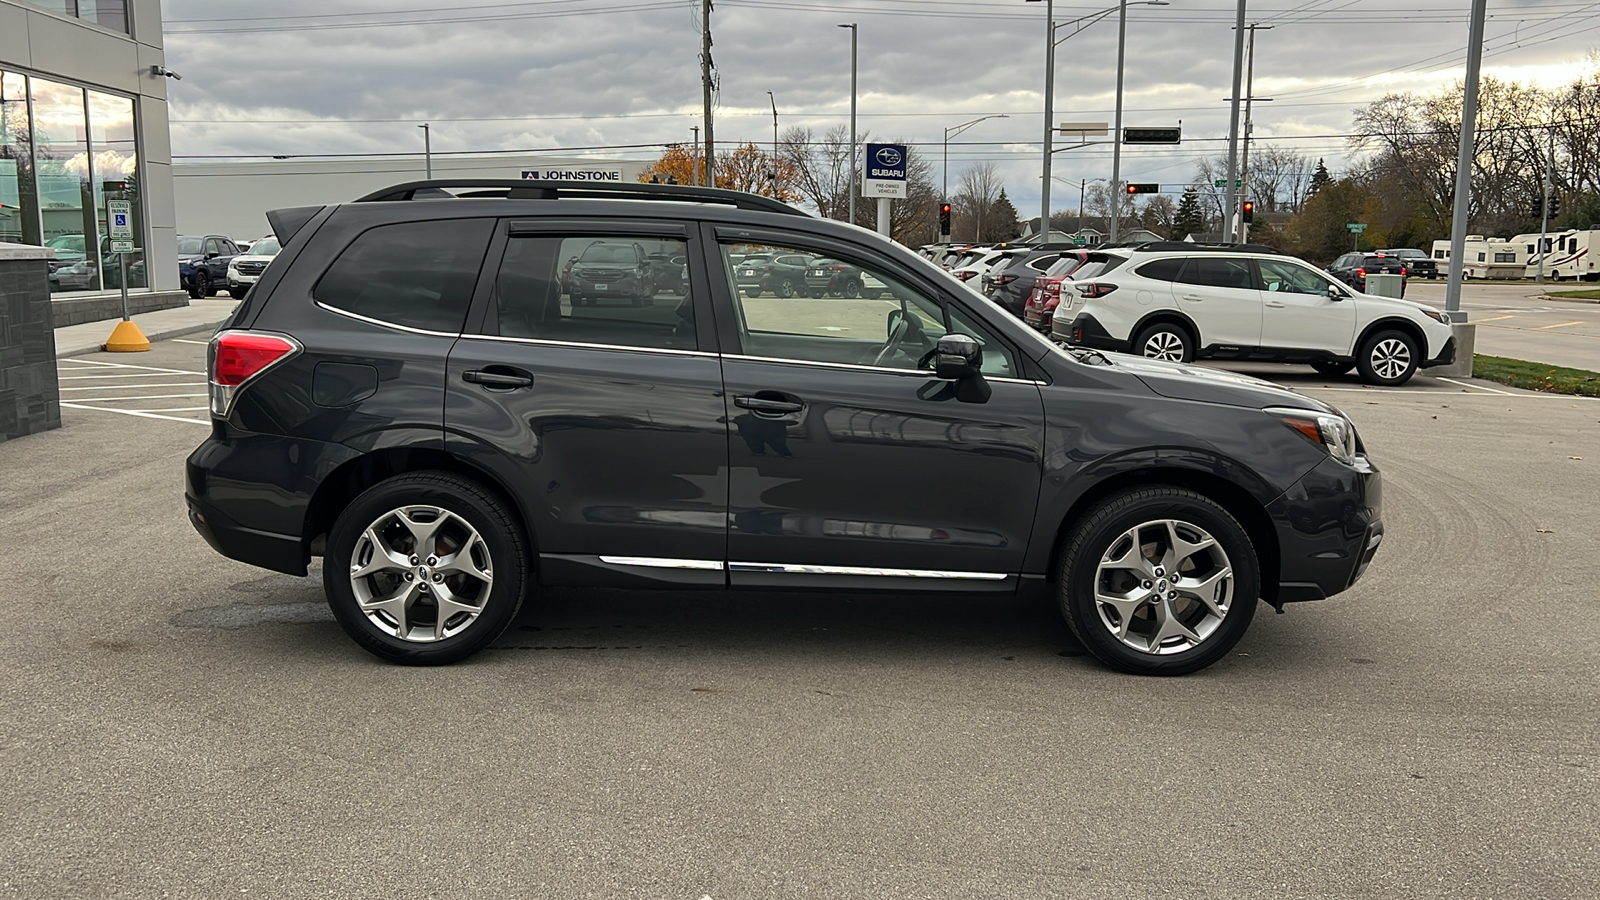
521, 168, 626, 181
863, 143, 908, 199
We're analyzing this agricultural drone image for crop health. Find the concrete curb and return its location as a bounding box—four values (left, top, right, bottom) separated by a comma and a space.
55, 318, 226, 359
1538, 293, 1600, 304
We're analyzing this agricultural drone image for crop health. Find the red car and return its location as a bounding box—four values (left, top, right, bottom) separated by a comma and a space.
1023, 251, 1092, 331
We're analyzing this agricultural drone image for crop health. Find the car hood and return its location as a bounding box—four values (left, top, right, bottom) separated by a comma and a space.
1103, 352, 1332, 412
232, 254, 277, 265
178, 255, 203, 265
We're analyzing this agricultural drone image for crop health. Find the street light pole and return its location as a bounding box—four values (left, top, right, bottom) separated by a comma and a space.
839, 23, 858, 226
943, 114, 1009, 239
1041, 0, 1055, 238
767, 90, 779, 194
1222, 0, 1248, 242
418, 123, 431, 178
1443, 0, 1489, 324
1108, 0, 1128, 241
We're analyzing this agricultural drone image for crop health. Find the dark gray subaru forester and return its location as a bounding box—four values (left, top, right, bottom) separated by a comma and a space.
186, 180, 1383, 675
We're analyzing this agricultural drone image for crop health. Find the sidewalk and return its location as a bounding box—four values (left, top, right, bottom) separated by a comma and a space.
53, 298, 239, 358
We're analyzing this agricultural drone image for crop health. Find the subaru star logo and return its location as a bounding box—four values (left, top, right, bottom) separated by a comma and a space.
875, 146, 903, 167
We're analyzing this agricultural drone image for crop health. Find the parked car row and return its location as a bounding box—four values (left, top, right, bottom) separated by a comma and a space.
918, 240, 1455, 386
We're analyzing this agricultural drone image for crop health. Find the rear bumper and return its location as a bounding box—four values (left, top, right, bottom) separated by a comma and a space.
1269, 455, 1384, 603
185, 434, 329, 576
1057, 313, 1125, 351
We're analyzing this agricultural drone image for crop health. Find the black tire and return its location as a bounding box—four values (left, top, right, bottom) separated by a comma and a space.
1132, 321, 1196, 362
188, 271, 208, 300
227, 287, 248, 300
776, 278, 796, 299
202, 271, 219, 296
324, 472, 529, 665
1058, 487, 1259, 676
841, 278, 862, 299
1355, 328, 1419, 386
1311, 360, 1354, 377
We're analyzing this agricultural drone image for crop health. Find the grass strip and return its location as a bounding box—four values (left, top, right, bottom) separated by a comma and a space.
1473, 355, 1600, 397
1545, 289, 1600, 301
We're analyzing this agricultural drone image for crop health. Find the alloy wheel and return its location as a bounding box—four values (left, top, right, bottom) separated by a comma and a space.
1092, 518, 1233, 655
1142, 331, 1185, 361
1369, 338, 1411, 382
348, 505, 495, 642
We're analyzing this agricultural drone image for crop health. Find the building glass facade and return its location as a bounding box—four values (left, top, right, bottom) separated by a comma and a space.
0, 67, 145, 293
18, 1, 128, 34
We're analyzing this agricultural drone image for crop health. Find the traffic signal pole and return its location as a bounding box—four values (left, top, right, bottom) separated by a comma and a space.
1538, 127, 1552, 286
1221, 0, 1248, 243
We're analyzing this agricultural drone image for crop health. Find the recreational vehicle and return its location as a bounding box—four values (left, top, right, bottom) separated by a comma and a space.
1430, 236, 1525, 279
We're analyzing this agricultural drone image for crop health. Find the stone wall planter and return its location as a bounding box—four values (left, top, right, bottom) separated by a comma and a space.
0, 243, 62, 444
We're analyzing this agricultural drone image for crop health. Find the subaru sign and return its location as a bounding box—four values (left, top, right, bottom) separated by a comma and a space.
863, 143, 908, 198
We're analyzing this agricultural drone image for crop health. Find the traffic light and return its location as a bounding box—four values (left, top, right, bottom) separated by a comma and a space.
1530, 198, 1545, 219
101, 180, 130, 193
1125, 183, 1160, 195
1549, 195, 1562, 218
1241, 200, 1255, 223
939, 202, 952, 235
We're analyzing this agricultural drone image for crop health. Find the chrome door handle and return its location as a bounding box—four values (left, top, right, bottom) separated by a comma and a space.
463, 369, 533, 389
734, 395, 804, 414
1180, 294, 1203, 301
1265, 301, 1286, 308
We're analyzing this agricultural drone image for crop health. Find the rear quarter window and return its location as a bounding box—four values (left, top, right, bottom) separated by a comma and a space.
1135, 258, 1185, 282
314, 219, 493, 333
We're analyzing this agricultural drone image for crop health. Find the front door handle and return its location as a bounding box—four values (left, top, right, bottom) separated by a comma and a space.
1265, 301, 1286, 308
463, 368, 533, 389
1180, 294, 1204, 301
734, 394, 804, 415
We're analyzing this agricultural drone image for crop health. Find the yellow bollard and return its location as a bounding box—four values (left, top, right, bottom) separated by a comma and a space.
103, 319, 151, 352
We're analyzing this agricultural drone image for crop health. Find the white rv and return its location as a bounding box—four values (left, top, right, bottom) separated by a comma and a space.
1430, 235, 1525, 279
1511, 228, 1597, 281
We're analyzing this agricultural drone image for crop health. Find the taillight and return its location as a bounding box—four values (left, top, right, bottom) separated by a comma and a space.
1077, 282, 1119, 298
993, 274, 1018, 285
1400, 267, 1407, 276
957, 270, 976, 281
1356, 268, 1366, 277
208, 330, 301, 418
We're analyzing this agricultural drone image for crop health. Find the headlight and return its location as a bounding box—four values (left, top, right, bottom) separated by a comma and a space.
1265, 407, 1358, 464
227, 262, 239, 276
1419, 307, 1448, 323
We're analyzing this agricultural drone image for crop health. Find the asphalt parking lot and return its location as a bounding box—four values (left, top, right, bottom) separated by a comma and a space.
2, 338, 1596, 899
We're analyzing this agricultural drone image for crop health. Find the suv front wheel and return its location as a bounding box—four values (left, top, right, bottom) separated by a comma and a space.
324, 472, 528, 665
1058, 488, 1259, 675
1133, 322, 1195, 363
1356, 329, 1419, 386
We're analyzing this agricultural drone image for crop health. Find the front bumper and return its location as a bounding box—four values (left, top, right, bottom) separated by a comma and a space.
1422, 335, 1457, 369
1268, 454, 1384, 603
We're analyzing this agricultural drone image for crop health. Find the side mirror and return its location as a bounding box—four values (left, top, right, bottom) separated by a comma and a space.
1327, 284, 1345, 300
933, 333, 982, 380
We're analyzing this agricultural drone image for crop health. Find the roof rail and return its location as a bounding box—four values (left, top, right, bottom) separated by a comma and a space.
1131, 240, 1282, 254
352, 179, 808, 217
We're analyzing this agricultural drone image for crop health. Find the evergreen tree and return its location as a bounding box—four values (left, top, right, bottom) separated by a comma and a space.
1307, 158, 1333, 198
989, 189, 1021, 241
1173, 188, 1205, 237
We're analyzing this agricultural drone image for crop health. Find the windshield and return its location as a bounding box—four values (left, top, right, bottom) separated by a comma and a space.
246, 237, 281, 256
578, 244, 637, 264
46, 234, 85, 251
177, 236, 204, 254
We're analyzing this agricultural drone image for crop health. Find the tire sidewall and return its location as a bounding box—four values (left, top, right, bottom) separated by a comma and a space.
1357, 329, 1419, 386
1060, 489, 1259, 675
324, 474, 527, 665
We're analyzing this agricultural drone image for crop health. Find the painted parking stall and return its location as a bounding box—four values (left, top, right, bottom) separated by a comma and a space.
55, 343, 211, 425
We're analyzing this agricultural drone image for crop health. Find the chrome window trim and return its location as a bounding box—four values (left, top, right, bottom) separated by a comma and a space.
598, 556, 725, 571
461, 333, 718, 358
720, 353, 1043, 385
315, 302, 463, 338
728, 562, 1008, 580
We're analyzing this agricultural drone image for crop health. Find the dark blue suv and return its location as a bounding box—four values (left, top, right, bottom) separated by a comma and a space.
186, 179, 1383, 675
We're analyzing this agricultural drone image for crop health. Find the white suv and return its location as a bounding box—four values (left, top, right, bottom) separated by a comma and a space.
1051, 244, 1456, 385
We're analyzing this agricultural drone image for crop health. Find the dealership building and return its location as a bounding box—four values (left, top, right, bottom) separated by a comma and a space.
175, 157, 654, 243
1, 0, 185, 311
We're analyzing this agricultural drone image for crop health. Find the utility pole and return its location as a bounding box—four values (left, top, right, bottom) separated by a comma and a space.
1443, 0, 1488, 324
840, 23, 858, 226
1222, 0, 1248, 243
1040, 0, 1056, 239
701, 0, 716, 188
418, 123, 431, 178
768, 90, 779, 195
1108, 0, 1128, 241
1238, 23, 1271, 241
691, 126, 701, 186
1538, 126, 1553, 286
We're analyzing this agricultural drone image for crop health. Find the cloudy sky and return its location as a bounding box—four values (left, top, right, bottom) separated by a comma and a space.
160, 0, 1598, 214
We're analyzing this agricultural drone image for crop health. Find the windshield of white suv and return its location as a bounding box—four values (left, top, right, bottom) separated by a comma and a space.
246, 237, 281, 257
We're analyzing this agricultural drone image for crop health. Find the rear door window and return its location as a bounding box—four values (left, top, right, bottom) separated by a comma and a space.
315, 219, 494, 333
1176, 257, 1257, 290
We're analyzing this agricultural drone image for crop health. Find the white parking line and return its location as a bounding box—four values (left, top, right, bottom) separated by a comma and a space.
173, 339, 210, 345
58, 392, 206, 402
1437, 376, 1513, 395
58, 371, 202, 380
60, 403, 209, 424
59, 358, 204, 376
60, 382, 205, 391
140, 407, 210, 413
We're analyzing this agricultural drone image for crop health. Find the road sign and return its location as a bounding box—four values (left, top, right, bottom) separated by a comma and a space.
108, 200, 132, 241
1059, 122, 1109, 135
1072, 235, 1088, 246
1122, 126, 1181, 144
1213, 179, 1242, 188
1346, 222, 1368, 233
110, 240, 135, 253
863, 143, 907, 199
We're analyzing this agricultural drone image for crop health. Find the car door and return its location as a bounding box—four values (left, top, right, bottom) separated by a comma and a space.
1257, 258, 1357, 355
444, 218, 729, 587
1171, 256, 1264, 351
707, 226, 1045, 590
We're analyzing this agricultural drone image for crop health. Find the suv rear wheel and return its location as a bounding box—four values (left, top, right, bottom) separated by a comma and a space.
1356, 329, 1419, 386
1133, 322, 1195, 363
1059, 488, 1259, 675
325, 472, 528, 665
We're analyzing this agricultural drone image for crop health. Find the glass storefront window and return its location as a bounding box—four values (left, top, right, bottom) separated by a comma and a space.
1, 71, 39, 246
31, 76, 98, 293
19, 2, 130, 35
88, 90, 143, 288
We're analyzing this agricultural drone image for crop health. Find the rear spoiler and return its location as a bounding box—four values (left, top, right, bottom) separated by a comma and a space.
266, 206, 325, 245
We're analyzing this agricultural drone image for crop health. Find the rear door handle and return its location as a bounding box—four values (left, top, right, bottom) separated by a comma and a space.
1180, 294, 1204, 301
1265, 301, 1286, 308
463, 368, 534, 389
734, 395, 804, 414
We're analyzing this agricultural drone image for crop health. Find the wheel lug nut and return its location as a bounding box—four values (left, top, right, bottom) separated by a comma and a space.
432, 573, 443, 582
418, 583, 429, 592
404, 573, 414, 582
1142, 580, 1153, 589
410, 555, 420, 565
427, 556, 438, 566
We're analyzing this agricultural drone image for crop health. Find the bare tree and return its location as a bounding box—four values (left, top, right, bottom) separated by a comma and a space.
780, 124, 854, 220
954, 162, 1004, 241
